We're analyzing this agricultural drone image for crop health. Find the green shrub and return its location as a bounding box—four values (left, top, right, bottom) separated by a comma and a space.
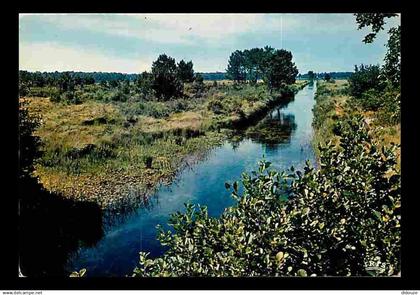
133, 116, 400, 277
348, 64, 385, 99
358, 89, 383, 111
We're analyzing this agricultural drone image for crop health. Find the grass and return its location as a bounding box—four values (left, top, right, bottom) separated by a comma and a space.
22, 81, 306, 209
312, 79, 400, 170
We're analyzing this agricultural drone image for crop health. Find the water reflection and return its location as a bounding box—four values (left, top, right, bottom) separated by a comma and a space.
229, 96, 297, 151
18, 176, 103, 277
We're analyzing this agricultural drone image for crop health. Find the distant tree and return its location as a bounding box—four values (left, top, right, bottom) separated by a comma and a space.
58, 72, 74, 93
324, 73, 331, 82
120, 79, 130, 95
264, 49, 298, 91
307, 71, 315, 80
109, 80, 119, 88
100, 80, 108, 88
192, 73, 205, 96
74, 76, 83, 88
177, 60, 195, 83
226, 50, 246, 83
84, 76, 95, 85
151, 54, 183, 100
136, 71, 154, 97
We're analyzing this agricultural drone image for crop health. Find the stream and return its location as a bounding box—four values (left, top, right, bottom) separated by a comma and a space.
19, 82, 317, 277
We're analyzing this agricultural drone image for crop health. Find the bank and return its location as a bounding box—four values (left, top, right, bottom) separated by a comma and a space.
23, 81, 309, 209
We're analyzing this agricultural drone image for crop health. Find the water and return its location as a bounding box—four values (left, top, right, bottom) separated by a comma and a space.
19, 82, 317, 277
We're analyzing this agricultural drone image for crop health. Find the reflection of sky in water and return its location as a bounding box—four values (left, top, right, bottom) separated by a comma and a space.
67, 83, 317, 277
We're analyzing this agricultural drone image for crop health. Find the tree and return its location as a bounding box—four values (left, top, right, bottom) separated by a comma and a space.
177, 60, 195, 83
324, 73, 331, 82
243, 48, 265, 84
383, 26, 401, 87
264, 49, 298, 91
136, 71, 154, 97
192, 73, 205, 97
348, 64, 384, 98
307, 71, 315, 81
354, 13, 398, 43
354, 13, 400, 87
151, 54, 183, 100
19, 100, 41, 178
226, 50, 246, 83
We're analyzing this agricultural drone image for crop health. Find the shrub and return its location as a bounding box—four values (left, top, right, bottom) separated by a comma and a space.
133, 116, 400, 277
348, 64, 385, 99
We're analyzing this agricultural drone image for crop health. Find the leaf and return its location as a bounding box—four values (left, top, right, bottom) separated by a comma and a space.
372, 210, 382, 221
297, 269, 307, 277
224, 182, 230, 190
79, 268, 86, 277
275, 251, 284, 264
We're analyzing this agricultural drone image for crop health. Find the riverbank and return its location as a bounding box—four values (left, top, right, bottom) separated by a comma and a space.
23, 80, 308, 209
312, 80, 400, 170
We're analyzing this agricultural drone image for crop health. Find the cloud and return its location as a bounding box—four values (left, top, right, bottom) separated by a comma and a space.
19, 14, 292, 46
19, 42, 150, 73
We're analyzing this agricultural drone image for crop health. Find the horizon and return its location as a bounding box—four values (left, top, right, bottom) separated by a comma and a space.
19, 13, 400, 74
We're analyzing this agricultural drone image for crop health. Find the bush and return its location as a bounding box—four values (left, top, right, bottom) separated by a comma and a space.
348, 64, 385, 99
358, 89, 383, 111
133, 116, 400, 277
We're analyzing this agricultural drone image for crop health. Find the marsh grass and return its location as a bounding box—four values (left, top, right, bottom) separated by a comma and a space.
22, 81, 306, 208
312, 80, 400, 170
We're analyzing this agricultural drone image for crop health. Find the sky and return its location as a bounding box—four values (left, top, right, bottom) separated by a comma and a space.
19, 13, 401, 74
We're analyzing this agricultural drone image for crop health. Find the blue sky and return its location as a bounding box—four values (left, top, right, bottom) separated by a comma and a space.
19, 13, 400, 74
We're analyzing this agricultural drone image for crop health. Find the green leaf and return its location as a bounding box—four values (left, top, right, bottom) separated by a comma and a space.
224, 182, 230, 189
297, 269, 307, 277
372, 210, 382, 220
275, 251, 284, 264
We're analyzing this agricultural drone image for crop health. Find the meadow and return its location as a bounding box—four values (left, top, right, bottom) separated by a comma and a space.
22, 80, 308, 208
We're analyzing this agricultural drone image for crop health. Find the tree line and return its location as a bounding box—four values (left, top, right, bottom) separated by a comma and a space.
226, 46, 298, 90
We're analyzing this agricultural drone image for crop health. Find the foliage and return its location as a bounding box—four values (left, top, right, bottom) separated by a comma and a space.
226, 50, 247, 83
19, 99, 42, 178
69, 268, 87, 277
307, 71, 315, 80
324, 73, 331, 82
348, 64, 384, 99
354, 13, 398, 43
133, 117, 400, 277
354, 13, 400, 87
177, 60, 195, 83
151, 54, 183, 100
264, 49, 298, 91
383, 26, 401, 87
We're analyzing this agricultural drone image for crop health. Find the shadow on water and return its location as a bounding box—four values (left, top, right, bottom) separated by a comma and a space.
18, 175, 104, 277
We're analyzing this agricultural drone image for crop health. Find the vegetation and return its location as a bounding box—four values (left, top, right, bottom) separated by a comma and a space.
130, 14, 400, 277
133, 117, 400, 277
226, 47, 298, 91
20, 47, 303, 208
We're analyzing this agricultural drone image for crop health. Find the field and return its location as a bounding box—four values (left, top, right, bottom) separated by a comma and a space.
312, 80, 400, 170
23, 80, 308, 209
